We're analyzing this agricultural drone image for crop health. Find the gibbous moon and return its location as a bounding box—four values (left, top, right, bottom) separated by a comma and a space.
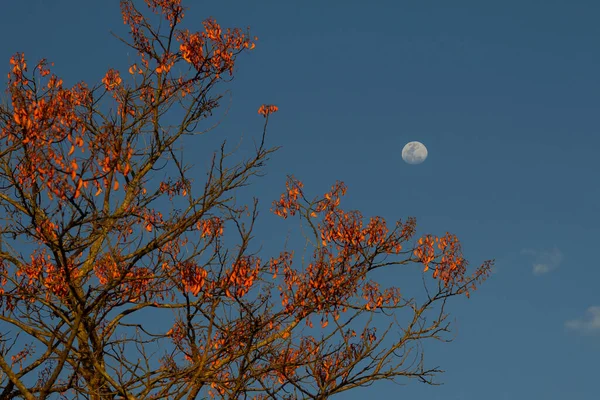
402, 141, 428, 165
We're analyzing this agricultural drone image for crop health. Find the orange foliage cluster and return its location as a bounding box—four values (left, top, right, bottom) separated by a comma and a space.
93, 254, 124, 285
271, 176, 489, 319
101, 68, 122, 91
223, 256, 261, 298
266, 327, 378, 391
270, 178, 411, 322
271, 177, 303, 219
258, 104, 279, 117
177, 30, 204, 68
120, 1, 152, 67
269, 346, 304, 384
362, 280, 402, 311
122, 266, 155, 302
15, 249, 79, 301
7, 53, 28, 85
178, 19, 252, 77
268, 250, 293, 280
171, 260, 208, 296
2, 52, 142, 204
122, 0, 254, 77
413, 233, 484, 295
159, 178, 188, 198
3, 54, 91, 201
196, 216, 224, 239
93, 254, 155, 302
143, 209, 164, 232
144, 0, 185, 26
10, 344, 34, 372
177, 17, 255, 78
34, 218, 58, 243
7, 0, 252, 209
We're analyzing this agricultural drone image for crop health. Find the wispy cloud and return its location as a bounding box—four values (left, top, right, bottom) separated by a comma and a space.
565, 306, 600, 335
521, 247, 562, 276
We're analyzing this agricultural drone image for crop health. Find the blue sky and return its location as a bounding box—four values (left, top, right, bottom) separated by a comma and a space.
2, 1, 599, 398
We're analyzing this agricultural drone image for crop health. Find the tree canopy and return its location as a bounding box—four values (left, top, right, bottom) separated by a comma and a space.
0, 1, 492, 399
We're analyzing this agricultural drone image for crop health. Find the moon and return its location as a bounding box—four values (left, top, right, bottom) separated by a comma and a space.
402, 141, 428, 165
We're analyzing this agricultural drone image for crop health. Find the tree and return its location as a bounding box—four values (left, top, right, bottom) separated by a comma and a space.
0, 1, 493, 399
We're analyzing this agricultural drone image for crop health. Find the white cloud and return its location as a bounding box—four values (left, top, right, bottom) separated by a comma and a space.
532, 263, 550, 275
521, 247, 562, 276
565, 306, 600, 335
